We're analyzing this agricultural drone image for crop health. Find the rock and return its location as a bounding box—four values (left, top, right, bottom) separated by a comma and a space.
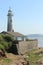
0, 50, 7, 58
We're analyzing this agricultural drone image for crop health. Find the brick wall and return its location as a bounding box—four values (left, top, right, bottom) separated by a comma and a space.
18, 40, 38, 54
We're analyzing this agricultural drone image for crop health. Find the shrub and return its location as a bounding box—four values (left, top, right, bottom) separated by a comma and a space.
25, 38, 29, 41
0, 44, 5, 52
2, 34, 14, 42
0, 34, 13, 52
0, 34, 3, 41
0, 41, 9, 50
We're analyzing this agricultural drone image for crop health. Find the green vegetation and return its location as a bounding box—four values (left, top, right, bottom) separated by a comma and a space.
0, 33, 14, 52
26, 50, 43, 62
3, 58, 12, 63
25, 38, 29, 41
23, 49, 42, 65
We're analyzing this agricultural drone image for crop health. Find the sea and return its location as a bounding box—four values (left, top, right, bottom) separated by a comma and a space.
28, 36, 43, 47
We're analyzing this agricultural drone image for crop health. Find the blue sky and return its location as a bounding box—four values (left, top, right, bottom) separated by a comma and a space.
0, 0, 43, 35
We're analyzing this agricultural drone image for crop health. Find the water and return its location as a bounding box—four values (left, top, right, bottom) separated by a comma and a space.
28, 36, 43, 47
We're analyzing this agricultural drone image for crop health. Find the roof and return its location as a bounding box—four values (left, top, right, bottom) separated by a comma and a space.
1, 31, 24, 37
7, 32, 24, 37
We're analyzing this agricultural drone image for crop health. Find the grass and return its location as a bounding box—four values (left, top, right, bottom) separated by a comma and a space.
30, 63, 37, 65
26, 49, 43, 62
24, 49, 43, 65
0, 57, 12, 65
3, 58, 12, 63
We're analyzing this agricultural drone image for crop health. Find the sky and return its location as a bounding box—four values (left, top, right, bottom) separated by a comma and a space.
0, 0, 43, 35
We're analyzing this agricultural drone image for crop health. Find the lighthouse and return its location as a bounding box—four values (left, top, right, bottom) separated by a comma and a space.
7, 8, 13, 32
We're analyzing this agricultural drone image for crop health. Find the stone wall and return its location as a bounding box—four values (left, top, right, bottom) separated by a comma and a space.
18, 39, 38, 54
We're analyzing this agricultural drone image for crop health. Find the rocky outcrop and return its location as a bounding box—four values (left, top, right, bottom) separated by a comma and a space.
16, 58, 29, 65
0, 50, 7, 58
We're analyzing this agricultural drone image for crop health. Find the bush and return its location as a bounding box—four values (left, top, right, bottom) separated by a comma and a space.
0, 34, 13, 53
0, 34, 3, 41
0, 44, 5, 52
25, 38, 29, 41
0, 41, 9, 50
2, 34, 14, 42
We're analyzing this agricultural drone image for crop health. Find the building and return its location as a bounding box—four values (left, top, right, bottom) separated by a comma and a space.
7, 8, 13, 32
1, 8, 38, 54
7, 8, 26, 41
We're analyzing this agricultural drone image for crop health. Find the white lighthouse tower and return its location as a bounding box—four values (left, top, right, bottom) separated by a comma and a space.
7, 8, 13, 32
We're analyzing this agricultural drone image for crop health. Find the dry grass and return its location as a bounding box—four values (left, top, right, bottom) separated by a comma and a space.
0, 48, 43, 65
0, 53, 23, 65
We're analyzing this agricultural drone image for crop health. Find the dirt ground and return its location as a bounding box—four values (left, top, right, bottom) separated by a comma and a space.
0, 53, 27, 65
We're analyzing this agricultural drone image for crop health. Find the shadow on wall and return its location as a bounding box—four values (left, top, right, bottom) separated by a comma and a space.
7, 40, 19, 55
